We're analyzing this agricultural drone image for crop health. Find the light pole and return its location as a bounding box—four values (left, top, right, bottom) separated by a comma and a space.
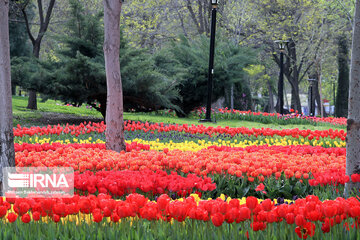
274, 40, 289, 115
308, 78, 317, 116
201, 0, 218, 122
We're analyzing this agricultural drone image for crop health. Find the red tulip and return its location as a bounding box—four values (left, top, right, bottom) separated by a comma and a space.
246, 196, 258, 210
21, 213, 31, 223
32, 211, 41, 221
211, 212, 225, 227
0, 206, 7, 218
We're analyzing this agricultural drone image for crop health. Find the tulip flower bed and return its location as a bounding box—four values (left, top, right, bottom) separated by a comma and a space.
74, 170, 216, 198
190, 108, 347, 126
1, 193, 360, 239
2, 121, 360, 239
14, 121, 347, 150
13, 145, 352, 199
13, 121, 347, 139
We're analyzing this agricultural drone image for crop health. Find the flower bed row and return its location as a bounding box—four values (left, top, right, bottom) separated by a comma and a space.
1, 193, 360, 237
74, 169, 216, 197
16, 134, 347, 150
14, 146, 352, 187
14, 142, 149, 153
13, 121, 347, 141
212, 108, 347, 126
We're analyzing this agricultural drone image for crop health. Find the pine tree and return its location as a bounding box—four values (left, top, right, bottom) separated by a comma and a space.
8, 1, 32, 94
154, 35, 255, 116
13, 0, 180, 118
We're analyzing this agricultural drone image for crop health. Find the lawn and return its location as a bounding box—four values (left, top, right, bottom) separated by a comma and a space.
12, 96, 345, 131
12, 96, 102, 126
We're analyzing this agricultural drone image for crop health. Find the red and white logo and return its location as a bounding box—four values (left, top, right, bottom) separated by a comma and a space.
2, 167, 74, 198
8, 172, 69, 188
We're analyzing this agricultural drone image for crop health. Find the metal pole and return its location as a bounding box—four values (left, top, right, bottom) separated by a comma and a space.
278, 51, 284, 114
203, 5, 217, 122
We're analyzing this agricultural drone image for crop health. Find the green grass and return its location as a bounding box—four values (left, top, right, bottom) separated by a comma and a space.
12, 96, 102, 126
12, 96, 345, 131
0, 218, 358, 240
13, 96, 102, 117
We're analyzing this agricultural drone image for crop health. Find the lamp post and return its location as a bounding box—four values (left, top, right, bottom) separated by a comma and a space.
274, 40, 289, 115
308, 78, 318, 116
200, 0, 218, 122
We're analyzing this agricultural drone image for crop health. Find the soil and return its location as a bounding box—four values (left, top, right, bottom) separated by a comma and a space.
34, 112, 103, 126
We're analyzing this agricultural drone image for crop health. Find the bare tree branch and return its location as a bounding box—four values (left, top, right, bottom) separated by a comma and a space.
9, 19, 66, 25
186, 0, 202, 34
335, 0, 353, 27
40, 0, 56, 36
21, 8, 35, 45
37, 0, 44, 26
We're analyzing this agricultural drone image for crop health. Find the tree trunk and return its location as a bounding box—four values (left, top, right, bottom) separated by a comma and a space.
335, 34, 350, 118
281, 40, 302, 114
290, 85, 301, 113
315, 79, 327, 117
267, 79, 274, 113
317, 64, 325, 118
26, 41, 41, 110
11, 84, 15, 95
230, 84, 234, 110
103, 0, 126, 152
309, 70, 327, 117
27, 90, 37, 109
0, 0, 16, 194
345, 0, 360, 197
284, 84, 289, 110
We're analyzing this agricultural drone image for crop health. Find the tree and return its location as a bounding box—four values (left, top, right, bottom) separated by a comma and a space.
244, 62, 277, 112
345, 0, 360, 196
103, 0, 125, 152
155, 35, 255, 116
18, 0, 56, 109
23, 0, 180, 118
335, 34, 350, 117
9, 19, 31, 94
0, 0, 16, 193
8, 1, 32, 58
248, 0, 339, 114
8, 0, 32, 95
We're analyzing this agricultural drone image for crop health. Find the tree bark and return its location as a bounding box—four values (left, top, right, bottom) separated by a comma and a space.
0, 0, 16, 194
27, 90, 38, 109
289, 83, 301, 112
345, 0, 360, 197
230, 84, 234, 110
11, 84, 15, 95
335, 34, 350, 118
314, 78, 327, 117
26, 43, 41, 110
317, 64, 325, 118
103, 0, 126, 152
286, 41, 302, 113
267, 79, 274, 113
309, 71, 327, 117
